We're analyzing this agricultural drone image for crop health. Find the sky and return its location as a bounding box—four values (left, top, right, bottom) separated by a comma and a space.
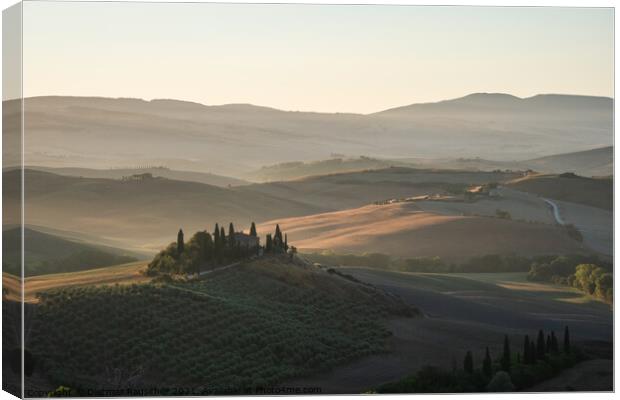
22, 2, 614, 114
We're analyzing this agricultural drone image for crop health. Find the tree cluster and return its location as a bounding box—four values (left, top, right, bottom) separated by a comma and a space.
147, 222, 261, 276
264, 224, 289, 254
527, 255, 612, 303
377, 327, 579, 393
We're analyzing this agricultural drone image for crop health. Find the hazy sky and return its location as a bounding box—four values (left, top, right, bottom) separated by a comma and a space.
23, 3, 613, 113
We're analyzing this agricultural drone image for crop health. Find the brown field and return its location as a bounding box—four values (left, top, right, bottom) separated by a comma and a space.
243, 167, 519, 211
554, 199, 613, 257
414, 187, 557, 224
4, 261, 150, 303
507, 173, 612, 210
259, 202, 587, 262
6, 167, 520, 253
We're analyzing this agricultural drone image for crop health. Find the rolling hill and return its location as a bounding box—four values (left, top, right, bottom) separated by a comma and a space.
249, 146, 613, 182
245, 157, 404, 182
24, 166, 248, 187
522, 146, 613, 177
506, 173, 613, 210
6, 94, 612, 177
240, 167, 520, 211
25, 256, 416, 393
7, 168, 519, 251
393, 146, 613, 178
2, 227, 143, 277
257, 202, 587, 262
5, 169, 324, 251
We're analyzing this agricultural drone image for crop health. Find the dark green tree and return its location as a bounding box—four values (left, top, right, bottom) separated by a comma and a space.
265, 234, 273, 253
546, 334, 552, 354
550, 332, 559, 353
214, 223, 220, 245
483, 347, 492, 377
564, 326, 570, 353
220, 226, 226, 248
536, 330, 546, 359
463, 351, 474, 374
250, 222, 257, 237
284, 234, 289, 251
523, 335, 531, 364
177, 229, 184, 254
191, 231, 213, 272
229, 223, 235, 247
501, 335, 511, 372
274, 224, 283, 248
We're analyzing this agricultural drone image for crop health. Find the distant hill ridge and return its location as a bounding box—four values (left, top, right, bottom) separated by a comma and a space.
13, 93, 612, 115
376, 93, 612, 114
5, 92, 611, 176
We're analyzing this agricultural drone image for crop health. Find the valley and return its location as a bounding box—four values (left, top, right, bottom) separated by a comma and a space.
285, 268, 612, 393
3, 93, 613, 395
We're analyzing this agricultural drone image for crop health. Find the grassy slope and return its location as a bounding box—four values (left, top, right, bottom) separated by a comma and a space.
523, 146, 613, 178
283, 269, 612, 393
258, 202, 586, 262
25, 166, 248, 187
28, 257, 416, 392
507, 174, 612, 210
7, 169, 322, 252
3, 261, 150, 302
3, 227, 142, 277
398, 146, 613, 178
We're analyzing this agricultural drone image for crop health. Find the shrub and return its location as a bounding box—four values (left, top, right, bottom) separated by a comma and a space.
495, 209, 512, 220
486, 371, 514, 392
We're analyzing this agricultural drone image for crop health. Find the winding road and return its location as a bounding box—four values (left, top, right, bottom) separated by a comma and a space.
543, 198, 565, 225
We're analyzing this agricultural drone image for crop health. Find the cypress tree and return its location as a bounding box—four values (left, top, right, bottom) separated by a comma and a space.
501, 335, 511, 372
463, 351, 474, 374
537, 330, 546, 359
250, 222, 257, 237
177, 229, 184, 254
220, 226, 226, 247
284, 234, 288, 251
214, 223, 220, 246
523, 335, 530, 364
550, 332, 559, 353
546, 334, 552, 354
275, 224, 282, 247
265, 234, 272, 253
229, 223, 235, 247
564, 326, 570, 353
482, 347, 492, 377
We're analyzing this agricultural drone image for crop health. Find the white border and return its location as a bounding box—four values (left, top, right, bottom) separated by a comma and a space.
0, 1, 616, 400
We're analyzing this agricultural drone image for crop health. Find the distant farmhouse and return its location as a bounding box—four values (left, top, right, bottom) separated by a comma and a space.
234, 232, 260, 249
121, 173, 154, 182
